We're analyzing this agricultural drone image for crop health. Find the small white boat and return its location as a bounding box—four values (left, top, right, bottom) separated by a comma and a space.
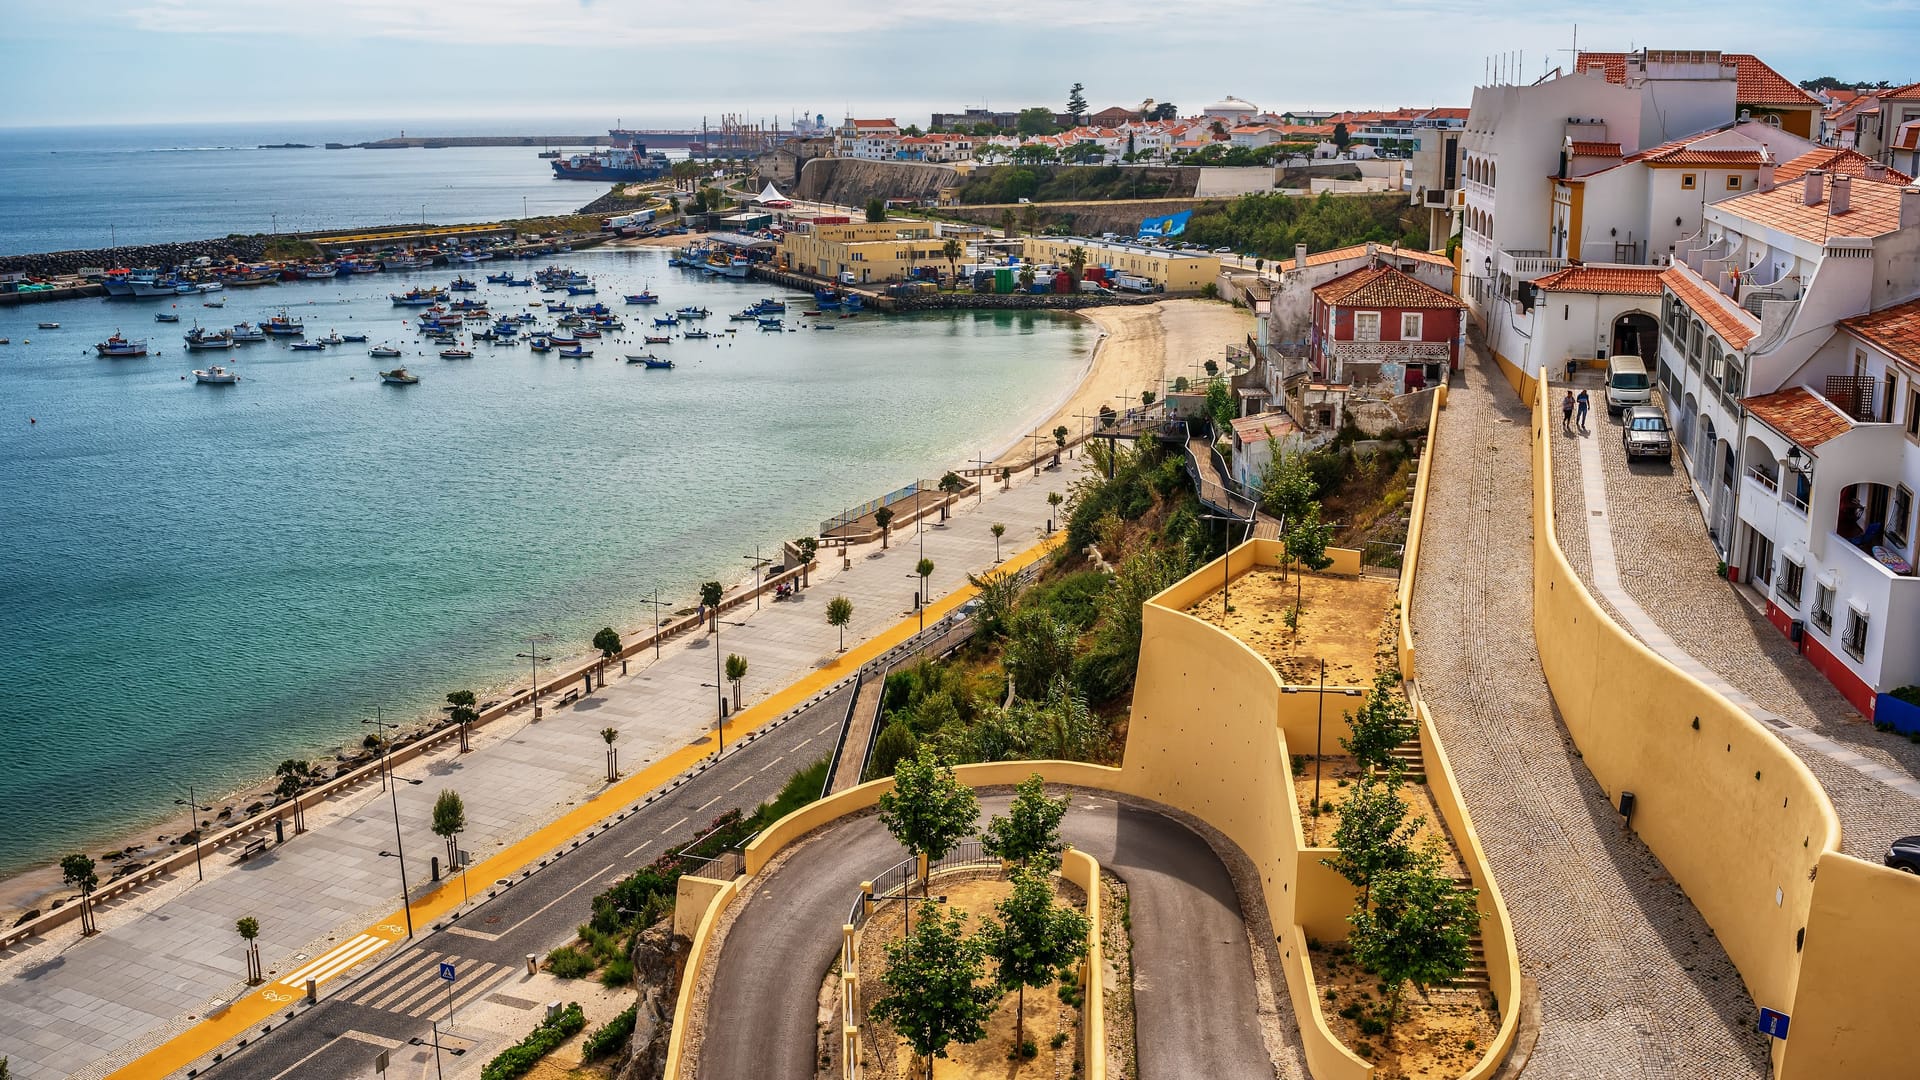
95, 334, 148, 358
379, 367, 419, 385
369, 345, 403, 358
341, 333, 367, 343
193, 365, 239, 384
289, 340, 327, 352
37, 322, 59, 329
439, 348, 473, 360
228, 323, 267, 342
318, 332, 344, 345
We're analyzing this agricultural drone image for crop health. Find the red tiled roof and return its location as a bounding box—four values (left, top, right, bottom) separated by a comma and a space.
1739, 386, 1853, 450
1881, 82, 1920, 102
1533, 265, 1665, 295
1577, 51, 1820, 108
1647, 148, 1768, 166
1774, 147, 1913, 185
1840, 297, 1920, 370
1661, 265, 1757, 349
1716, 171, 1911, 241
1570, 141, 1622, 157
1313, 263, 1465, 309
849, 119, 897, 129
1290, 243, 1452, 270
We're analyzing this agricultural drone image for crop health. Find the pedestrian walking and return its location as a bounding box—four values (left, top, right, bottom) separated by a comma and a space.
1576, 388, 1591, 433
1566, 358, 1578, 383
1562, 389, 1576, 433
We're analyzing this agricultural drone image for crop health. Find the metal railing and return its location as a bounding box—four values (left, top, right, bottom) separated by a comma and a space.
822, 481, 924, 537
1745, 465, 1779, 495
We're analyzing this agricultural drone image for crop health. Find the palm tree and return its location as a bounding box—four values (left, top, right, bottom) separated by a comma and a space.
991, 523, 1007, 562
1017, 262, 1037, 291
1047, 491, 1064, 533
874, 505, 895, 549
1066, 246, 1088, 287
275, 759, 312, 833
940, 237, 963, 287
447, 689, 477, 753
826, 596, 854, 651
601, 727, 619, 782
1053, 425, 1069, 453
725, 653, 748, 709
236, 916, 262, 985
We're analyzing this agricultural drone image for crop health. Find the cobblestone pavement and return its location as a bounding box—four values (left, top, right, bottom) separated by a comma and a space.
1549, 382, 1920, 861
1410, 339, 1770, 1077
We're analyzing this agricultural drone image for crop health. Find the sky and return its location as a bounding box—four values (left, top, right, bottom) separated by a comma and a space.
1, 0, 1917, 131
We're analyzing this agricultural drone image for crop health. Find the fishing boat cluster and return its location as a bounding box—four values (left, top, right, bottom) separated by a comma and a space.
65, 258, 870, 387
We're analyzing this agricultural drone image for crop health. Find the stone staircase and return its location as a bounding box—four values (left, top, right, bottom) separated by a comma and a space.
1387, 732, 1426, 782
1444, 879, 1491, 992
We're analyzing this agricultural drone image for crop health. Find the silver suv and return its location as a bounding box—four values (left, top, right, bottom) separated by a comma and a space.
1621, 406, 1672, 461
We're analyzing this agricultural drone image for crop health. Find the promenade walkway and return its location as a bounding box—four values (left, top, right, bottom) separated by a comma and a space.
0, 466, 1080, 1080
1410, 339, 1770, 1076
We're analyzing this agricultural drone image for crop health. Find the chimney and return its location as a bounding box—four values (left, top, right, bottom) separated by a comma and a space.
1803, 168, 1826, 207
1739, 108, 1751, 123
1903, 186, 1920, 230
1757, 160, 1777, 192
1866, 161, 1889, 182
1832, 174, 1852, 215
1366, 241, 1379, 265
1295, 243, 1308, 271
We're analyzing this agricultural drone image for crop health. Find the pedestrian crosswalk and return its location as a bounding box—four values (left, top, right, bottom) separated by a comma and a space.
333, 951, 519, 1020
278, 934, 390, 989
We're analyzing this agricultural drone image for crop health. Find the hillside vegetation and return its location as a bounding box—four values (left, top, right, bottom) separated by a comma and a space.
1182, 192, 1427, 258
955, 164, 1194, 205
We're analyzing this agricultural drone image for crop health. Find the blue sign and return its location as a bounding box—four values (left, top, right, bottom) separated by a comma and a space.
1757, 1008, 1790, 1040
1137, 210, 1192, 239
439, 962, 457, 983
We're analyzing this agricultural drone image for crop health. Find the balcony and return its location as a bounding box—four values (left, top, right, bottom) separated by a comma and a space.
1744, 464, 1779, 496
1328, 341, 1453, 364
1498, 249, 1567, 280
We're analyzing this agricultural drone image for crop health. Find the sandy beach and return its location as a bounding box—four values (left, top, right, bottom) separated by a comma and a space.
992, 298, 1252, 466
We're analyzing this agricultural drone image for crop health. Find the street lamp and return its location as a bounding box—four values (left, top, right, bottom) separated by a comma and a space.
637, 588, 670, 660
1198, 508, 1257, 613
361, 708, 396, 791
173, 785, 211, 882
366, 712, 423, 939
517, 634, 554, 719
711, 618, 749, 758
742, 545, 772, 609
1284, 664, 1363, 844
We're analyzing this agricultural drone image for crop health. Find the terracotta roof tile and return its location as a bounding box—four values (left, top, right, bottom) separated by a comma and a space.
1661, 265, 1757, 349
1571, 141, 1622, 156
1648, 148, 1768, 166
1715, 171, 1911, 241
1840, 297, 1920, 370
1740, 386, 1853, 450
1291, 244, 1452, 270
1313, 263, 1465, 310
1533, 265, 1665, 295
1577, 51, 1821, 107
1881, 81, 1920, 102
1775, 148, 1913, 185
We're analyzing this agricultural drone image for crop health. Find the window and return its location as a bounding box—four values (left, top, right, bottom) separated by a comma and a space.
1892, 485, 1914, 549
1844, 607, 1869, 660
1886, 371, 1900, 424
1812, 583, 1835, 632
1777, 559, 1804, 607
1401, 312, 1423, 339
1909, 386, 1920, 437
1682, 173, 1698, 190
1726, 175, 1743, 191
1355, 311, 1381, 341
1722, 354, 1744, 397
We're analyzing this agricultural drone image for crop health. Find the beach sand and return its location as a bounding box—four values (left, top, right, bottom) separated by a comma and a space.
991, 298, 1251, 467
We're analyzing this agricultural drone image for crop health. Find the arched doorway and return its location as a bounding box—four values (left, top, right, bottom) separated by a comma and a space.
1612, 312, 1658, 363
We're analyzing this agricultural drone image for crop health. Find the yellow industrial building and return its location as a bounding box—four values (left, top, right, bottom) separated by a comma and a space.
779, 221, 953, 284
1020, 237, 1221, 292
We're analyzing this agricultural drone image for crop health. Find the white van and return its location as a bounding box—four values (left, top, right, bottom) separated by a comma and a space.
1605, 355, 1652, 414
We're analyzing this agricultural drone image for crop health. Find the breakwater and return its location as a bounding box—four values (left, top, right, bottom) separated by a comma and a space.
0, 236, 271, 278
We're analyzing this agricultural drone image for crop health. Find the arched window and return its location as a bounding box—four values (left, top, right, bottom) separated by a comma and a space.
1689, 320, 1703, 361
1723, 353, 1744, 397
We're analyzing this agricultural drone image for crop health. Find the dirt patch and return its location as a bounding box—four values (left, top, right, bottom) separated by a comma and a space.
1292, 756, 1463, 873
1185, 568, 1399, 686
857, 871, 1086, 1080
1308, 943, 1496, 1079
1098, 875, 1137, 1080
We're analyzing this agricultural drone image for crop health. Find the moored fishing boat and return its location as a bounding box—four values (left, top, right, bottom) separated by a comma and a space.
449, 277, 477, 292
627, 354, 673, 368
683, 328, 711, 340
486, 271, 514, 283
379, 367, 419, 384
369, 345, 403, 359
341, 333, 367, 343
439, 348, 473, 359
528, 336, 553, 353
193, 365, 239, 384
95, 333, 148, 358
185, 326, 236, 350
289, 340, 326, 352
653, 314, 678, 327
644, 334, 671, 344
624, 291, 658, 305
155, 311, 180, 323
559, 344, 592, 358
299, 263, 338, 280
263, 311, 305, 335
391, 287, 443, 306
318, 331, 344, 345
676, 306, 710, 319
229, 322, 266, 341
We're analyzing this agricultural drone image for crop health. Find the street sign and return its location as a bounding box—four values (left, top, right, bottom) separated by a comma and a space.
1758, 1008, 1790, 1040
439, 961, 456, 982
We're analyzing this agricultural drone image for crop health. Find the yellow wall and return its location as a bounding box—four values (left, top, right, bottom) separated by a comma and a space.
1019, 237, 1221, 292
1061, 849, 1107, 1080
663, 877, 743, 1080
1398, 386, 1446, 677
1779, 852, 1920, 1077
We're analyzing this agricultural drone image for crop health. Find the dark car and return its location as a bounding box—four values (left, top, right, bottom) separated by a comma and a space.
1888, 835, 1920, 873
1622, 405, 1672, 461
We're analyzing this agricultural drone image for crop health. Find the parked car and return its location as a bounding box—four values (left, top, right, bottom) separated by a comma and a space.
1621, 405, 1672, 461
1888, 835, 1920, 873
1605, 354, 1653, 414
1212, 246, 1233, 253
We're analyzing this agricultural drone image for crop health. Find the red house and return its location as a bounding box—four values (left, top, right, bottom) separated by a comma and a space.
1310, 262, 1465, 392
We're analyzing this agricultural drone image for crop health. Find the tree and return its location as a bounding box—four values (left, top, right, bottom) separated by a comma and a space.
940, 237, 963, 285
1052, 425, 1069, 453
1046, 490, 1064, 532
1150, 101, 1178, 121
1003, 609, 1078, 699
1064, 140, 1105, 164
1173, 376, 1190, 392
601, 726, 620, 782
1065, 245, 1088, 286
966, 568, 1020, 642
981, 774, 1070, 870
981, 867, 1089, 1050
275, 758, 313, 833
1203, 358, 1219, 377
827, 595, 854, 651
1000, 208, 1016, 237
1259, 449, 1317, 523
1017, 261, 1036, 290
725, 653, 748, 709
915, 557, 935, 606
1349, 854, 1482, 1029
871, 720, 919, 778
1321, 773, 1423, 905
875, 505, 896, 548
699, 580, 724, 629
447, 689, 478, 754
1342, 668, 1413, 774
61, 854, 98, 935
865, 196, 888, 223
938, 471, 966, 521
1204, 378, 1235, 437
593, 625, 622, 680
1140, 389, 1156, 407
990, 522, 1007, 561
1282, 501, 1336, 578
1332, 122, 1351, 152
878, 749, 980, 892
1015, 107, 1058, 137
237, 916, 262, 985
870, 902, 998, 1077
1066, 83, 1089, 123
431, 789, 466, 869
795, 535, 819, 587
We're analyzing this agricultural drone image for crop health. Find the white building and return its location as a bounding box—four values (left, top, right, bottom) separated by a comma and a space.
839, 118, 901, 160
1203, 96, 1259, 124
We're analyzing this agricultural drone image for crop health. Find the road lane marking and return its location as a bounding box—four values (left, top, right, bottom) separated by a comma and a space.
729, 776, 750, 791
279, 934, 389, 988
758, 754, 787, 773
697, 795, 720, 811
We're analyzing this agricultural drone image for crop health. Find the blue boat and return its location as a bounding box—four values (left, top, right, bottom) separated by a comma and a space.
506, 276, 533, 286
676, 306, 710, 319
653, 315, 679, 327
624, 291, 658, 305
450, 277, 478, 292
546, 302, 573, 313
814, 289, 842, 310
529, 336, 553, 352
567, 284, 597, 295
843, 294, 864, 312
752, 298, 787, 313
577, 302, 610, 316
486, 271, 514, 283
627, 354, 673, 369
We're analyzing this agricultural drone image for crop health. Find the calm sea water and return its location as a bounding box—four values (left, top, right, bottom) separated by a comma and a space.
0, 249, 1090, 875
0, 121, 660, 255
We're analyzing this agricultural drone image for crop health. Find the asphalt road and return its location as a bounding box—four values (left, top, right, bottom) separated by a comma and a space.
204, 684, 853, 1080
700, 792, 1271, 1080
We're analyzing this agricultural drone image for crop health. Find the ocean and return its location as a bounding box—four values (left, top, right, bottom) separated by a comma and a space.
0, 121, 661, 255
0, 249, 1091, 877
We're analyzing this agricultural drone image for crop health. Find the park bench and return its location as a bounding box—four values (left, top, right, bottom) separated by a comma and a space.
559, 689, 580, 706
234, 836, 270, 863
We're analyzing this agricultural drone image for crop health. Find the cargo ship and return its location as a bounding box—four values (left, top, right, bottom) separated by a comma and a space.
550, 143, 670, 181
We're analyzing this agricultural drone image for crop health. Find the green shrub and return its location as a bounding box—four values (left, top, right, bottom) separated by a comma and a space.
546, 946, 594, 979
583, 1004, 638, 1061
1891, 685, 1920, 707
599, 954, 634, 987
1464, 1038, 1477, 1052
481, 1002, 586, 1080
1019, 1039, 1039, 1059
1339, 1003, 1362, 1020
1051, 1032, 1069, 1049
1359, 1016, 1386, 1036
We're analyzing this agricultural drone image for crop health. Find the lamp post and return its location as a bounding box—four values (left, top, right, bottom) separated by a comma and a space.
517, 634, 554, 719
637, 589, 670, 660
368, 719, 424, 939
1198, 508, 1257, 614
361, 708, 394, 791
742, 545, 771, 610
1285, 665, 1363, 844
711, 618, 748, 759
173, 785, 210, 882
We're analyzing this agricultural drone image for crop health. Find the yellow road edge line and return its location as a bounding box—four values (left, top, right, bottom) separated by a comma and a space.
109, 531, 1062, 1079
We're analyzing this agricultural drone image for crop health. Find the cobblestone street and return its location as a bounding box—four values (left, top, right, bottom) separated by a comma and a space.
1411, 339, 1770, 1077
1549, 380, 1920, 861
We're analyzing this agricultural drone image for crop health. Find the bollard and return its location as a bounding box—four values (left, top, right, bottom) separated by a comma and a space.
527, 954, 538, 977
274, 818, 285, 845
431, 856, 441, 882
305, 978, 317, 1004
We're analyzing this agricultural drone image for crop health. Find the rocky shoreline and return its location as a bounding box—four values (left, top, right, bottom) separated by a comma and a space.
0, 235, 273, 279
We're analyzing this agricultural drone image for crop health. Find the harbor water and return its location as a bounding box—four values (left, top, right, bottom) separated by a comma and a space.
0, 248, 1092, 877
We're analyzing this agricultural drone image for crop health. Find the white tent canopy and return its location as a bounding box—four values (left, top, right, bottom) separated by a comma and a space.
756, 183, 793, 206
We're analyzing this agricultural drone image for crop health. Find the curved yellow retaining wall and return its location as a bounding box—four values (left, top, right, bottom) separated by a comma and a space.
1528, 378, 1920, 1077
